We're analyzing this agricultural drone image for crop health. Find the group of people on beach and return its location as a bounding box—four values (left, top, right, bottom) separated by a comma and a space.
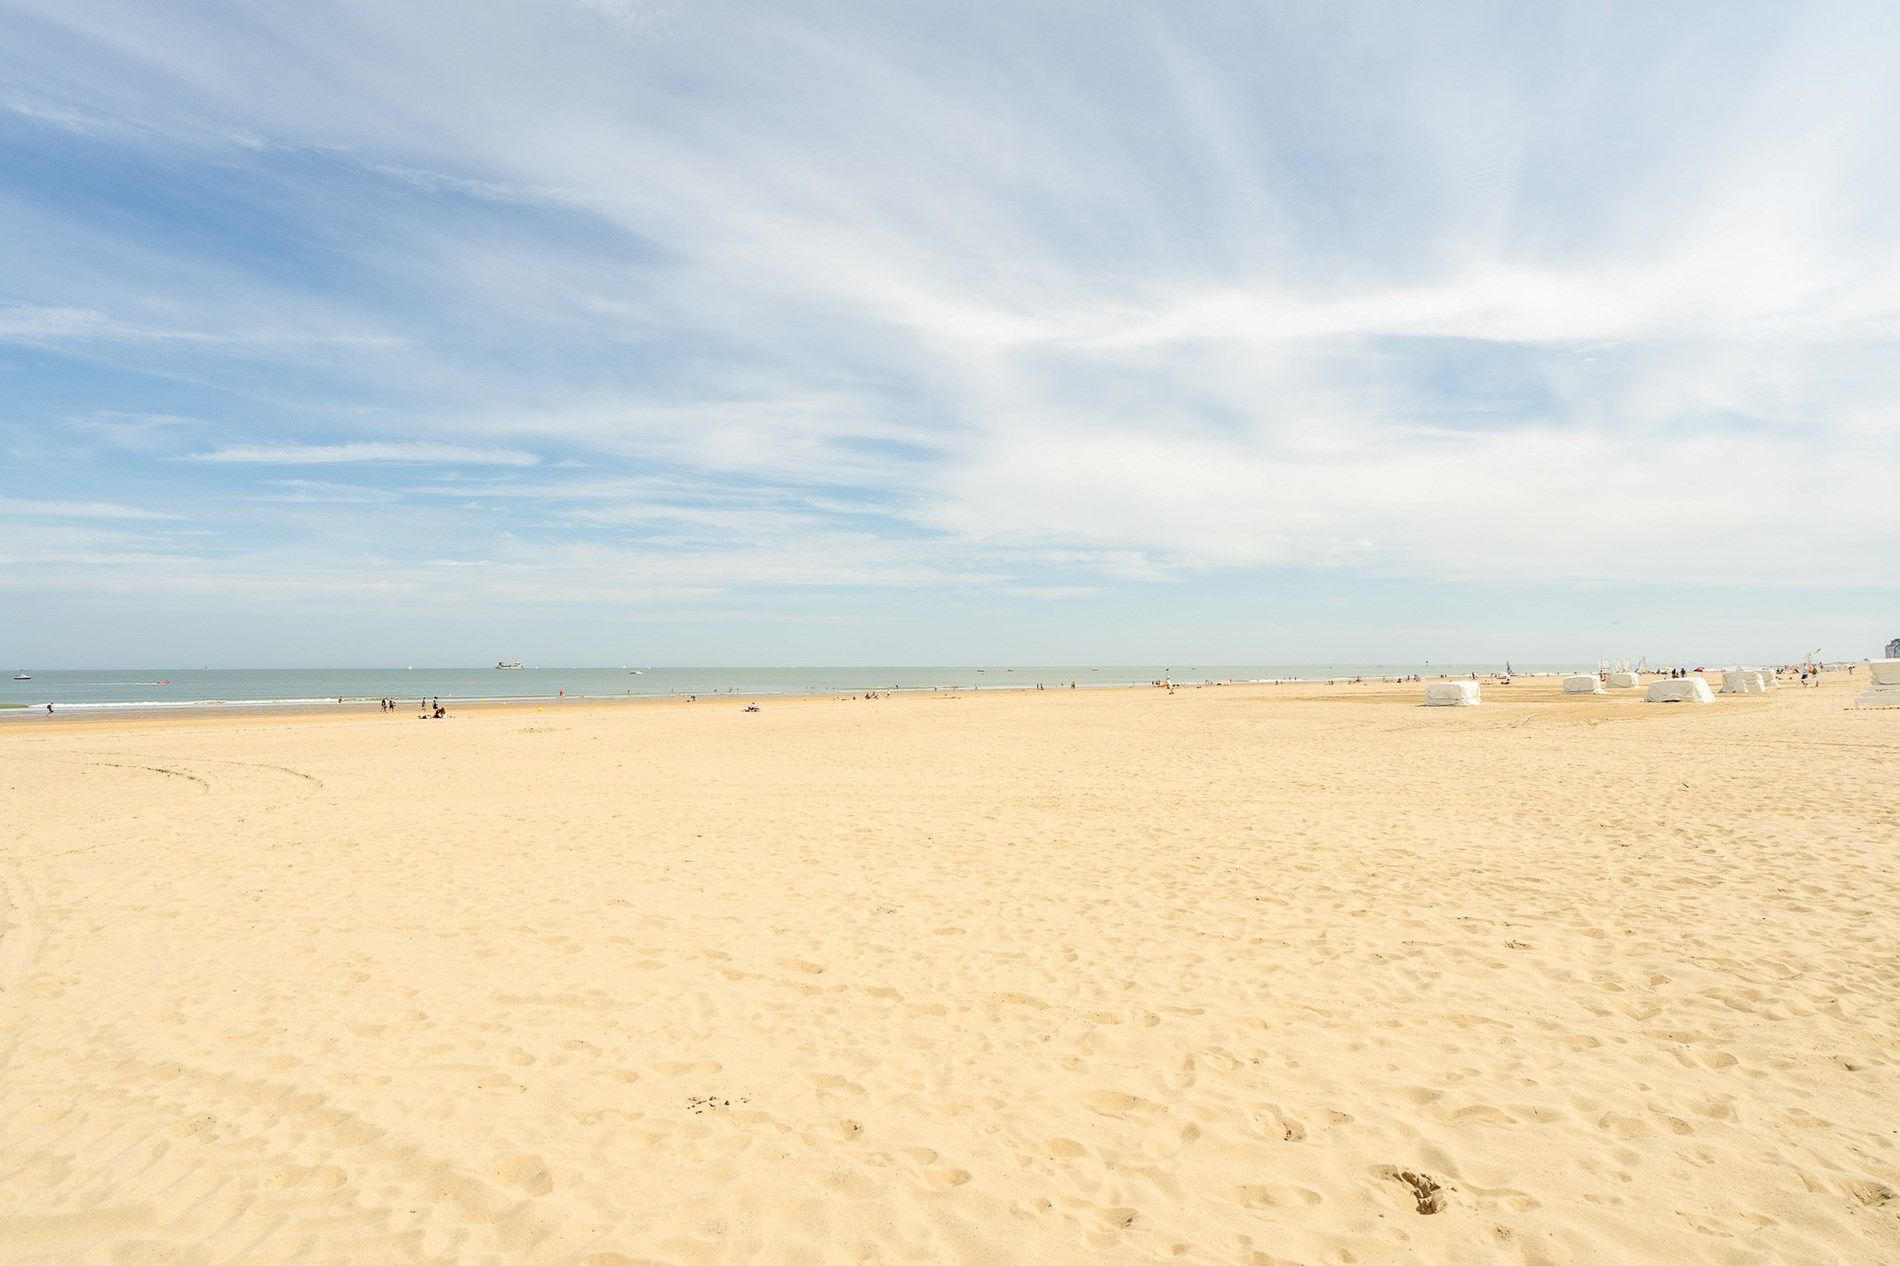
1647, 665, 1826, 687
378, 697, 446, 718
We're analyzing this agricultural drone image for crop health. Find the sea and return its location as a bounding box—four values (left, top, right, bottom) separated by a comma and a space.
0, 664, 1579, 713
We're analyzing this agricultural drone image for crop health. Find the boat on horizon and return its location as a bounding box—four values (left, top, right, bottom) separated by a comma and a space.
495, 660, 524, 670
12, 670, 28, 680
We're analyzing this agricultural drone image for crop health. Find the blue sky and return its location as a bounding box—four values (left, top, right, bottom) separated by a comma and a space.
2, 1, 1896, 666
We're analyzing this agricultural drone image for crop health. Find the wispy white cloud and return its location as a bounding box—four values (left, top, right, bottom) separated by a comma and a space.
249, 478, 404, 504
0, 496, 177, 520
192, 443, 541, 466
0, 301, 404, 350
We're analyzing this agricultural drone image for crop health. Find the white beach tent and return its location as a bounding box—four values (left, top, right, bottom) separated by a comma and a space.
1563, 674, 1605, 694
1645, 677, 1715, 704
1604, 671, 1641, 689
1855, 659, 1900, 708
1425, 681, 1481, 706
1721, 668, 1769, 694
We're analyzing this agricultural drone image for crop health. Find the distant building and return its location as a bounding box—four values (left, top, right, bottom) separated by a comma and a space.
1888, 637, 1900, 659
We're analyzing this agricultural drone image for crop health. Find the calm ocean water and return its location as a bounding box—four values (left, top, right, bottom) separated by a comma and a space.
0, 664, 1577, 712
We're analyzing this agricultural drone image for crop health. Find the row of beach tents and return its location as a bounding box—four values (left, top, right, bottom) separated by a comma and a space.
1425, 661, 1900, 707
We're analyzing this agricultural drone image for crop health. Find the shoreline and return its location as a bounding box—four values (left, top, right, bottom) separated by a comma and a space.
0, 669, 1619, 723
0, 663, 1634, 718
0, 668, 1838, 732
0, 679, 1206, 727
2, 679, 1182, 727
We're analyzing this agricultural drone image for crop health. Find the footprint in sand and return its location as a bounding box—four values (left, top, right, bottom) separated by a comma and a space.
1080, 1090, 1166, 1119
1230, 1183, 1323, 1209
807, 1072, 866, 1100
801, 1117, 864, 1144
883, 1146, 973, 1191
1249, 1105, 1315, 1142
1377, 1167, 1452, 1215
1843, 1179, 1896, 1208
492, 1153, 554, 1196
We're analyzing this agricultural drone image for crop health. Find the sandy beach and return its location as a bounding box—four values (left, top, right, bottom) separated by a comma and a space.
2, 675, 1895, 1265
